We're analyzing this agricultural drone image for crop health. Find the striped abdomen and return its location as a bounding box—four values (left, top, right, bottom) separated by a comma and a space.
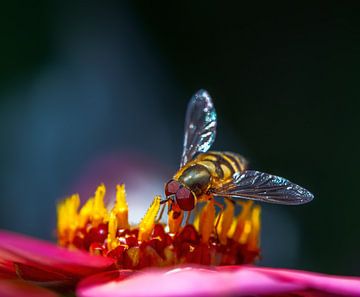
194, 151, 247, 186
174, 151, 247, 198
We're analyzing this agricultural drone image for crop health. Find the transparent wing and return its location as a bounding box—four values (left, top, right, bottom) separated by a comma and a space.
180, 89, 217, 167
215, 170, 314, 205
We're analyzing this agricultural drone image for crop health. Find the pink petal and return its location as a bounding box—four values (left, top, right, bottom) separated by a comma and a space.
77, 270, 134, 290
250, 266, 360, 296
77, 266, 360, 297
0, 279, 58, 297
0, 254, 17, 279
0, 230, 115, 283
0, 267, 16, 280
77, 266, 305, 297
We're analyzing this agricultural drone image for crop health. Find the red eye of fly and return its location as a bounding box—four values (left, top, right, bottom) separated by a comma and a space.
175, 187, 195, 211
165, 180, 181, 197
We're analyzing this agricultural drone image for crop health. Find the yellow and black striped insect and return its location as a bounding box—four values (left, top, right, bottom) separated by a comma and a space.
163, 90, 314, 218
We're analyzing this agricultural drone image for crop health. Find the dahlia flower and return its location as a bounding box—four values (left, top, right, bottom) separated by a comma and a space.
0, 184, 359, 296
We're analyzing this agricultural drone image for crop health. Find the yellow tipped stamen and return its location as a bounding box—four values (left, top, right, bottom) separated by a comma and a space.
78, 197, 94, 228
138, 196, 161, 241
92, 184, 108, 226
217, 200, 234, 245
168, 209, 184, 233
239, 220, 252, 244
57, 194, 80, 244
199, 200, 215, 243
232, 201, 253, 242
57, 201, 66, 237
107, 211, 120, 250
247, 205, 261, 250
112, 184, 129, 229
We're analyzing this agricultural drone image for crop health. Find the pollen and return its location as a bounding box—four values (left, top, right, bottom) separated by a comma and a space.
57, 184, 261, 269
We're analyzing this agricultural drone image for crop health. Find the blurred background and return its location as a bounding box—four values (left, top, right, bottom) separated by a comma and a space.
0, 1, 359, 276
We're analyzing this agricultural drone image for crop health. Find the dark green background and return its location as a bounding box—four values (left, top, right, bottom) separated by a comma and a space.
0, 2, 359, 275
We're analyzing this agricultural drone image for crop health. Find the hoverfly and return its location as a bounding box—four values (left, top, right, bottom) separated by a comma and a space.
162, 89, 314, 221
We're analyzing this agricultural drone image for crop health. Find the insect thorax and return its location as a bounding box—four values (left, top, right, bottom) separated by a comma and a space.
175, 164, 212, 197
174, 151, 247, 197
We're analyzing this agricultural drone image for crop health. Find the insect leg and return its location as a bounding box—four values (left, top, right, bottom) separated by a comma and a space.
213, 200, 224, 234
156, 198, 171, 223
185, 211, 192, 225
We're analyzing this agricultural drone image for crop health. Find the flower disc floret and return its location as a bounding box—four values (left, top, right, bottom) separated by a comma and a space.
57, 184, 261, 269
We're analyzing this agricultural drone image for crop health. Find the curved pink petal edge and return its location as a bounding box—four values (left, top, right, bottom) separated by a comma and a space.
77, 266, 360, 297
0, 230, 115, 283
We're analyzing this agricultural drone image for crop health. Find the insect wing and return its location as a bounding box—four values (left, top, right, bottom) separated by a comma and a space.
180, 89, 217, 167
215, 170, 314, 205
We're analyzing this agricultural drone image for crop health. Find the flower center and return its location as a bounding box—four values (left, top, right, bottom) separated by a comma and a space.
57, 184, 261, 269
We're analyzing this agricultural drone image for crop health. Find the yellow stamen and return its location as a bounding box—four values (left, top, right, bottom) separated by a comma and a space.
57, 194, 80, 244
199, 200, 215, 243
112, 184, 129, 229
247, 205, 261, 250
107, 211, 120, 250
57, 201, 66, 237
217, 200, 234, 245
168, 210, 184, 233
138, 196, 161, 241
78, 197, 94, 228
91, 184, 108, 226
239, 220, 252, 244
232, 201, 253, 242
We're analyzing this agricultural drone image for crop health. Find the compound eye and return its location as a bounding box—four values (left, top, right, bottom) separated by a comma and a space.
165, 180, 181, 197
175, 187, 195, 211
